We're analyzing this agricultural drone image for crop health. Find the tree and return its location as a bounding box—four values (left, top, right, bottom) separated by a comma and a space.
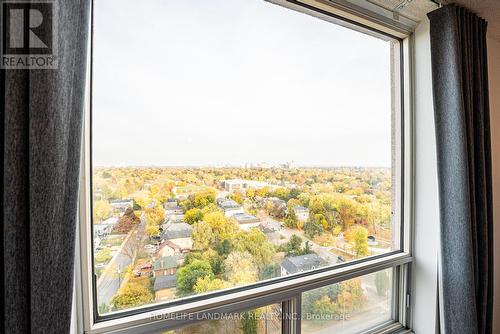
192, 221, 215, 251
144, 205, 164, 226
375, 270, 390, 296
113, 208, 140, 233
93, 200, 112, 222
145, 224, 160, 237
349, 226, 369, 257
215, 239, 232, 256
260, 263, 280, 280
193, 190, 216, 209
201, 203, 222, 215
240, 311, 258, 334
230, 191, 244, 204
176, 259, 213, 296
184, 208, 203, 224
185, 249, 223, 276
311, 295, 336, 323
334, 278, 365, 313
203, 212, 238, 242
282, 235, 303, 256
234, 229, 274, 267
111, 282, 153, 310
246, 188, 256, 199
303, 241, 312, 254
284, 209, 298, 229
302, 284, 340, 316
224, 251, 258, 285
193, 276, 230, 294
303, 214, 324, 239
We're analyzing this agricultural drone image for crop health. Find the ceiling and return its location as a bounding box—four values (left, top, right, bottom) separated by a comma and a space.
444, 0, 500, 42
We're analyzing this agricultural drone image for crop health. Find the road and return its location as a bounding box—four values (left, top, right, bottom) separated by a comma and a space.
97, 215, 145, 307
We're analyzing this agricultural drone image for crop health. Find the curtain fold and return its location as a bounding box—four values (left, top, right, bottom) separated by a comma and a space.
428, 5, 493, 334
2, 0, 91, 333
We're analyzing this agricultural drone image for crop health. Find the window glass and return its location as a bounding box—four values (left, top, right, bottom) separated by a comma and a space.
93, 0, 399, 314
157, 304, 282, 334
301, 269, 393, 333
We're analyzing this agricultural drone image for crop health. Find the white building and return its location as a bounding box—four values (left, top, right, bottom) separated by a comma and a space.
222, 179, 269, 192
232, 213, 261, 230
218, 199, 245, 217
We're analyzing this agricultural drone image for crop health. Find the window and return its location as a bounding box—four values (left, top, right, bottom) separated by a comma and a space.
80, 0, 413, 333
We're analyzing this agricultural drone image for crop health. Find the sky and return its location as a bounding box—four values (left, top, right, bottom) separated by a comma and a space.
93, 0, 393, 167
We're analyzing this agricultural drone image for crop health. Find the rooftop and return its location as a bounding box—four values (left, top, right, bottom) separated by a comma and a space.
161, 223, 193, 239
218, 199, 242, 209
232, 213, 260, 224
153, 275, 177, 291
281, 254, 323, 274
153, 256, 178, 270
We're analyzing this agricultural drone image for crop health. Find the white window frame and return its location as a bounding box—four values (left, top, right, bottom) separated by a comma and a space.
76, 0, 423, 333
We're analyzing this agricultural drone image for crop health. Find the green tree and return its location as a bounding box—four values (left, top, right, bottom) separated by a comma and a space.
304, 214, 324, 239
241, 311, 258, 334
282, 235, 303, 256
284, 209, 298, 228
176, 260, 213, 296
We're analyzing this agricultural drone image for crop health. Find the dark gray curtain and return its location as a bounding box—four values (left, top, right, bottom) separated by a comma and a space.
428, 5, 493, 334
2, 0, 90, 333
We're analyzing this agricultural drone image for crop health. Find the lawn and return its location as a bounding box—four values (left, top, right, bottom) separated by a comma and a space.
95, 248, 113, 264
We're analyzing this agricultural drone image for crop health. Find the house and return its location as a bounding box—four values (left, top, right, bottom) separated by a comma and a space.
110, 199, 133, 213
153, 256, 179, 277
154, 274, 177, 301
93, 217, 117, 237
218, 199, 245, 217
157, 223, 193, 257
293, 206, 309, 222
232, 213, 261, 230
280, 254, 324, 276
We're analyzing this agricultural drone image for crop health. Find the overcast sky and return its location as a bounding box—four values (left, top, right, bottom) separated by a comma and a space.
93, 0, 392, 167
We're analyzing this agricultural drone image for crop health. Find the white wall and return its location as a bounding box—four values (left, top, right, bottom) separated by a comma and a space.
411, 17, 440, 333
488, 36, 500, 333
